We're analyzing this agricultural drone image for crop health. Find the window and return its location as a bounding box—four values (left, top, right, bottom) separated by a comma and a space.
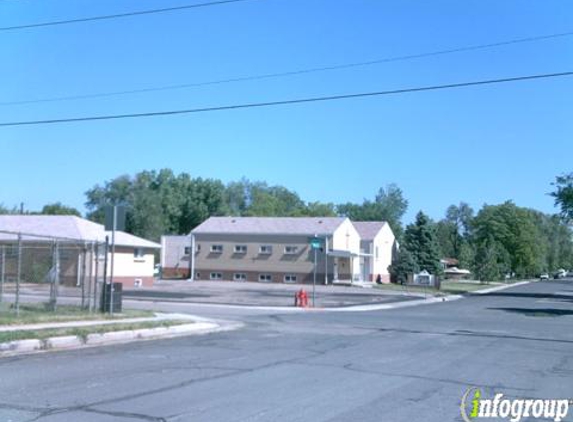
234, 245, 247, 254
259, 245, 272, 254
210, 272, 223, 280
184, 246, 191, 255
259, 274, 272, 282
284, 246, 298, 255
233, 273, 247, 281
134, 248, 145, 260
195, 272, 201, 279
284, 274, 297, 283
210, 245, 223, 253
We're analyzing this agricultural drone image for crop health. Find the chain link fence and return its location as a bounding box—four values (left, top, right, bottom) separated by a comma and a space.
0, 230, 108, 316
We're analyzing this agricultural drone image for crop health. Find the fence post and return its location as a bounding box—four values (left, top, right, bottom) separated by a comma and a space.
93, 243, 100, 313
87, 242, 94, 312
81, 244, 88, 309
16, 233, 22, 316
0, 245, 4, 304
49, 241, 56, 311
53, 241, 60, 311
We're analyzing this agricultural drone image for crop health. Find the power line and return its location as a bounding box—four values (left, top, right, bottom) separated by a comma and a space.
0, 0, 257, 31
2, 30, 572, 107
0, 71, 571, 127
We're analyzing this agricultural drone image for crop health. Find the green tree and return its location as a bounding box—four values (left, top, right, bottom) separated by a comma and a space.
389, 246, 418, 284
302, 201, 337, 217
551, 173, 573, 221
403, 211, 442, 274
40, 202, 81, 217
338, 183, 408, 239
85, 170, 227, 240
473, 235, 510, 282
472, 201, 542, 277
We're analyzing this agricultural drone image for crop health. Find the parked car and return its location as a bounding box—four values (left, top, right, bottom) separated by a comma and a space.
539, 273, 549, 280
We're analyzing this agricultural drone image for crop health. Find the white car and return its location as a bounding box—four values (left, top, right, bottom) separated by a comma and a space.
539, 273, 549, 280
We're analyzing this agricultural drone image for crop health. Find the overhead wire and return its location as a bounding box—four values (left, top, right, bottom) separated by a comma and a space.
1, 70, 571, 127
2, 30, 572, 106
0, 0, 257, 31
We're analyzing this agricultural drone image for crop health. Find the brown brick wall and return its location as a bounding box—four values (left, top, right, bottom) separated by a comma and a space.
162, 267, 190, 279
194, 269, 327, 285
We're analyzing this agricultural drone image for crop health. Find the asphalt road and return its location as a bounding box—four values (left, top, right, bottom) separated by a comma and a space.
1, 280, 573, 422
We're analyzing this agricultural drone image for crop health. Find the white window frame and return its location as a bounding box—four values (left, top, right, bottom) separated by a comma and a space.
259, 274, 272, 282
133, 247, 145, 261
233, 273, 247, 281
234, 245, 247, 254
210, 245, 223, 253
284, 274, 297, 283
259, 245, 273, 254
210, 272, 223, 280
184, 246, 191, 255
284, 245, 298, 255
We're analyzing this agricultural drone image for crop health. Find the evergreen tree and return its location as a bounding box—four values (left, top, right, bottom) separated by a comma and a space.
404, 212, 442, 274
389, 246, 418, 284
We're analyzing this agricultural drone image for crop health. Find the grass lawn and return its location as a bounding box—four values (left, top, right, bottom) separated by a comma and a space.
439, 281, 492, 294
0, 302, 154, 326
374, 280, 507, 295
0, 319, 192, 343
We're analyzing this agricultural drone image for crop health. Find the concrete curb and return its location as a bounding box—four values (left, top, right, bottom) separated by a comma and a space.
326, 294, 464, 312
0, 319, 239, 358
470, 280, 534, 295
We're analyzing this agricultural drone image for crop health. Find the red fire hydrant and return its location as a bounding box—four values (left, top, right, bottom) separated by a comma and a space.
294, 289, 308, 307
300, 289, 308, 307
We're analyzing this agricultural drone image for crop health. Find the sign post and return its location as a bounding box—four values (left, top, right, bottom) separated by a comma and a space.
104, 205, 126, 314
308, 235, 324, 307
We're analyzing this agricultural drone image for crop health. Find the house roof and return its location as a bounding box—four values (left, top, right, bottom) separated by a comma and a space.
353, 221, 387, 241
192, 217, 347, 236
0, 215, 160, 249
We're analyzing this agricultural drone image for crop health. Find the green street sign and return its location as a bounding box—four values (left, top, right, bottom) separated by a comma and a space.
308, 237, 323, 250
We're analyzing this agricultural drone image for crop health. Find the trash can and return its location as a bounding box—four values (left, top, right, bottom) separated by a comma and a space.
100, 282, 123, 313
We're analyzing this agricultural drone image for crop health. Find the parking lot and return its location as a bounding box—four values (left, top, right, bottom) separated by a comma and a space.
123, 279, 421, 308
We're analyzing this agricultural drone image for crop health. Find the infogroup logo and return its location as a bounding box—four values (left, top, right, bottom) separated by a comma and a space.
460, 387, 571, 422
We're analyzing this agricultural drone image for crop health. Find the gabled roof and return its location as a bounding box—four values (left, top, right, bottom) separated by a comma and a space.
192, 217, 347, 236
353, 221, 388, 241
0, 215, 160, 248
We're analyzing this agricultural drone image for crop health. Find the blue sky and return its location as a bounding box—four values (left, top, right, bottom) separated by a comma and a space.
1, 0, 571, 224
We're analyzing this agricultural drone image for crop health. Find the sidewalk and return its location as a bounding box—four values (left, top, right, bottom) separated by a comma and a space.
0, 312, 235, 358
0, 312, 194, 332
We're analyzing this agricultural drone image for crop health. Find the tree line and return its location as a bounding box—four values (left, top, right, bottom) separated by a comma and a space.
3, 168, 573, 282
394, 201, 573, 283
